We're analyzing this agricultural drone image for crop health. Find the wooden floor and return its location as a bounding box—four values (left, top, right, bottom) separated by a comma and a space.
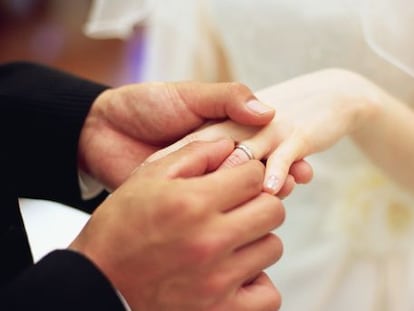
0, 0, 145, 86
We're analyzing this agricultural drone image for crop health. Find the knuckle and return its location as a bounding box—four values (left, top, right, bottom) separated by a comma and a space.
259, 193, 286, 228
158, 186, 203, 221
175, 193, 203, 219
183, 140, 207, 152
186, 233, 223, 265
271, 198, 286, 227
226, 82, 252, 98
223, 152, 247, 168
266, 233, 284, 262
201, 273, 230, 299
290, 129, 310, 155
268, 288, 282, 311
250, 160, 266, 176
243, 161, 265, 187
245, 272, 282, 311
163, 82, 183, 103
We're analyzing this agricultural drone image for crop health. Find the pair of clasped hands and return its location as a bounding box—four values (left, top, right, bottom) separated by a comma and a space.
71, 69, 385, 310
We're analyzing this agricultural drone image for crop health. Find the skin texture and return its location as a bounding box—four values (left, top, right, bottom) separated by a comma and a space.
73, 81, 315, 309
70, 140, 284, 311
78, 81, 276, 191
78, 81, 312, 196
149, 69, 414, 194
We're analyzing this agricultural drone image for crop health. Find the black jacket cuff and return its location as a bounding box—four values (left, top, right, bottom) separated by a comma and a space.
3, 250, 125, 310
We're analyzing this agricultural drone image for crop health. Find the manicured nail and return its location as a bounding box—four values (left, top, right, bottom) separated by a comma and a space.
265, 175, 279, 193
246, 99, 273, 114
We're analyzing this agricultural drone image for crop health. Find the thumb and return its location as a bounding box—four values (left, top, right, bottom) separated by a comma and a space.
176, 82, 275, 126
136, 139, 235, 179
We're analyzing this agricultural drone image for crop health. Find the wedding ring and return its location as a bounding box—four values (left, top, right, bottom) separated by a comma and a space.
235, 143, 255, 160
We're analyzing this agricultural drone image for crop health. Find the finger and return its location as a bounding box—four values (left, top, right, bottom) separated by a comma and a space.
175, 82, 275, 125
135, 139, 235, 179
218, 131, 274, 170
247, 271, 276, 289
234, 272, 281, 311
276, 175, 296, 199
223, 193, 285, 248
289, 160, 313, 184
219, 131, 305, 194
274, 162, 313, 198
143, 139, 191, 164
218, 147, 252, 169
263, 138, 303, 194
276, 161, 314, 198
228, 233, 283, 292
144, 121, 256, 164
192, 160, 266, 212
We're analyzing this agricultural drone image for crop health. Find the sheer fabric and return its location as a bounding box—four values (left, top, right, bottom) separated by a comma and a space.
361, 0, 414, 78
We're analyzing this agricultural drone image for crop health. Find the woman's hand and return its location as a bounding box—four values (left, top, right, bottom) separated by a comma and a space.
229, 69, 380, 193
146, 69, 381, 195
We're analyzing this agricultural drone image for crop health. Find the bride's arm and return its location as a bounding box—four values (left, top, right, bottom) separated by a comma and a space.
348, 80, 414, 192
144, 69, 414, 194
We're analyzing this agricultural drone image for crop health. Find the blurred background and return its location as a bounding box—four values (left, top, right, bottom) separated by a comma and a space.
0, 0, 144, 85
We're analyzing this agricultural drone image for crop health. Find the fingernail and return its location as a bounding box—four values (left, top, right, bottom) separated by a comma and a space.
246, 99, 273, 114
265, 175, 279, 193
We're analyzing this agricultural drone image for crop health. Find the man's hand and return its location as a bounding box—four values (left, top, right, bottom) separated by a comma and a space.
70, 139, 284, 311
78, 82, 274, 190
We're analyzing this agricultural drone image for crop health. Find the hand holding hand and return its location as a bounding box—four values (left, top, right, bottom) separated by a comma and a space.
70, 139, 284, 311
233, 69, 380, 193
148, 69, 380, 195
78, 82, 274, 190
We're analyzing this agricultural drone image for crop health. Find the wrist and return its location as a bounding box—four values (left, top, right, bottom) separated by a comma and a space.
346, 73, 385, 137
331, 69, 384, 135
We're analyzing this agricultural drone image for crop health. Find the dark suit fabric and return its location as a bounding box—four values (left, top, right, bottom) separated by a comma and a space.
0, 62, 124, 310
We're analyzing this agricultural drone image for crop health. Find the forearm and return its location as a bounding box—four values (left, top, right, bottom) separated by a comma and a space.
351, 84, 414, 192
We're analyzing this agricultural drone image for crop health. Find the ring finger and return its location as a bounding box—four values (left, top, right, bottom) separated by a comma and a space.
143, 120, 258, 164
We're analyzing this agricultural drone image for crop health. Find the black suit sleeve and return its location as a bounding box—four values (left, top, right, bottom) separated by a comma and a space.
0, 61, 108, 213
4, 250, 125, 310
0, 62, 125, 310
